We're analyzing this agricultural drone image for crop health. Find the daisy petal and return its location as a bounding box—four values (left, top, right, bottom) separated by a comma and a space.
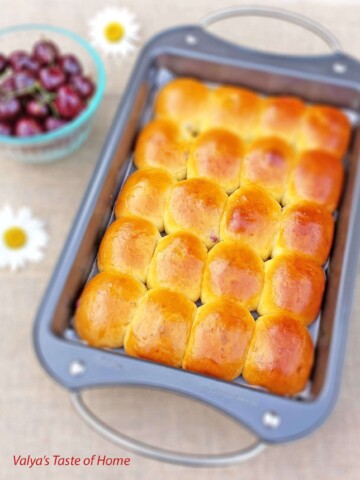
0, 205, 48, 272
88, 6, 141, 59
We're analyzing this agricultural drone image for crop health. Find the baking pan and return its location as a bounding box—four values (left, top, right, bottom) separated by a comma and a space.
33, 6, 360, 467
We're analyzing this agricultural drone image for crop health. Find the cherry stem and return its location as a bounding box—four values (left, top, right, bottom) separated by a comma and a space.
48, 101, 59, 117
0, 82, 59, 116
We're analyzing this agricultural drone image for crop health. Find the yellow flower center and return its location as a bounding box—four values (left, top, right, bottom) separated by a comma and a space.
3, 226, 27, 249
104, 22, 125, 43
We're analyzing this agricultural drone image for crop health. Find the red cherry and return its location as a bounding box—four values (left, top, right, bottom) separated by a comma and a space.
8, 51, 38, 73
0, 121, 12, 136
0, 97, 21, 121
33, 40, 59, 65
9, 51, 29, 70
15, 117, 43, 137
59, 54, 82, 76
0, 76, 15, 94
45, 116, 68, 132
26, 99, 49, 118
39, 66, 65, 91
0, 54, 8, 74
71, 75, 95, 99
13, 71, 36, 91
23, 56, 41, 75
54, 85, 85, 119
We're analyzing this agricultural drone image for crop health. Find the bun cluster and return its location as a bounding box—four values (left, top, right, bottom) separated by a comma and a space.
75, 78, 350, 396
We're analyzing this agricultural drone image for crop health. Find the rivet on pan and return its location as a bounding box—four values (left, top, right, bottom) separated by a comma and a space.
333, 62, 347, 74
262, 411, 281, 429
69, 360, 86, 377
185, 35, 198, 46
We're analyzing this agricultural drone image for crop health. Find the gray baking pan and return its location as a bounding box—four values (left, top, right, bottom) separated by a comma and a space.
33, 6, 360, 467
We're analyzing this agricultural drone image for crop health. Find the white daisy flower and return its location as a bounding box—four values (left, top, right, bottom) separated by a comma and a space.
89, 7, 140, 58
0, 205, 48, 272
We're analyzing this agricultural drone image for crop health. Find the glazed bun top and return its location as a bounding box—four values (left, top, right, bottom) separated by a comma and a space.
164, 177, 228, 248
283, 149, 344, 212
75, 272, 146, 349
201, 240, 264, 311
204, 85, 261, 140
114, 168, 175, 231
220, 184, 281, 259
187, 128, 244, 193
124, 287, 196, 367
183, 298, 255, 381
97, 216, 160, 283
154, 77, 210, 139
242, 313, 314, 395
273, 201, 335, 265
241, 136, 294, 201
297, 105, 351, 158
147, 231, 207, 302
255, 96, 305, 143
134, 119, 190, 180
258, 253, 326, 325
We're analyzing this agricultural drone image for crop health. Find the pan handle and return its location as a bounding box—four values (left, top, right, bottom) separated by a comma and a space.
200, 5, 342, 53
70, 390, 266, 467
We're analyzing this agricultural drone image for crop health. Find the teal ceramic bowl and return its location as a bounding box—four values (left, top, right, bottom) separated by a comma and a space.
0, 24, 106, 163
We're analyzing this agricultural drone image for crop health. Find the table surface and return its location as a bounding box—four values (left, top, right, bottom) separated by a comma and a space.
1, 0, 360, 479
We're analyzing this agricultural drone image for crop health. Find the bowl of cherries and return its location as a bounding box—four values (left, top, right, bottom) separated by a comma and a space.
0, 25, 105, 163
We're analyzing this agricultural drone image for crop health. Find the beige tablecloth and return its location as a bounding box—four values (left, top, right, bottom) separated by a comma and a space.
1, 1, 360, 479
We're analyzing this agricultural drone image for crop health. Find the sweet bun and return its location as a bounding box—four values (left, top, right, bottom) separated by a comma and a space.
283, 150, 344, 212
187, 128, 244, 193
134, 119, 189, 180
114, 168, 175, 231
257, 253, 325, 325
220, 185, 281, 259
147, 231, 207, 302
242, 314, 314, 395
241, 137, 294, 201
297, 105, 351, 158
204, 85, 261, 140
124, 288, 196, 367
273, 202, 335, 264
154, 78, 209, 138
164, 177, 228, 248
255, 96, 305, 143
75, 272, 146, 348
98, 216, 160, 283
201, 240, 264, 311
182, 299, 255, 381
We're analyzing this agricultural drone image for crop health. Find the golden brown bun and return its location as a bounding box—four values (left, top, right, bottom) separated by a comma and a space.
273, 202, 335, 265
124, 288, 196, 367
241, 137, 295, 201
220, 185, 281, 259
154, 78, 209, 139
97, 217, 160, 283
283, 150, 344, 212
255, 96, 305, 143
187, 129, 244, 193
75, 272, 146, 348
297, 105, 351, 158
242, 314, 314, 395
147, 231, 207, 302
164, 177, 228, 248
204, 85, 261, 140
182, 299, 255, 381
201, 240, 264, 311
258, 253, 325, 325
134, 119, 189, 180
114, 168, 175, 231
